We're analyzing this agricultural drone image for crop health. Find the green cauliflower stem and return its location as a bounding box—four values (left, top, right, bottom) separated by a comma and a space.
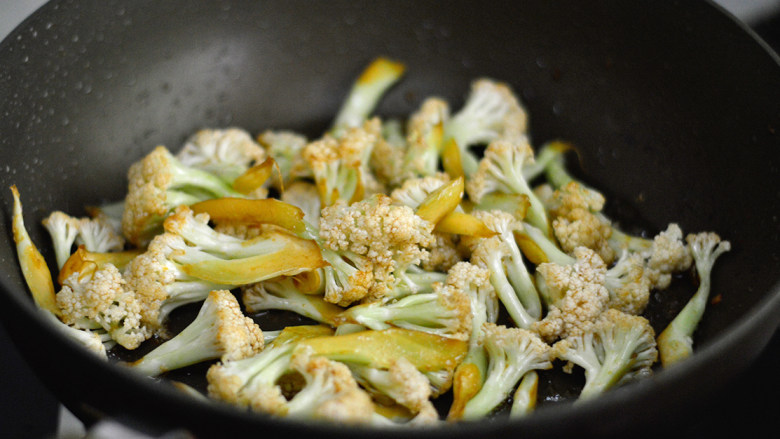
657, 232, 730, 367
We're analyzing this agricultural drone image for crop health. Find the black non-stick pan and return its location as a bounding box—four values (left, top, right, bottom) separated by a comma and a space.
1, 1, 778, 437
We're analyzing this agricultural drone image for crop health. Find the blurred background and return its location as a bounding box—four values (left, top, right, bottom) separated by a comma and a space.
1, 0, 778, 437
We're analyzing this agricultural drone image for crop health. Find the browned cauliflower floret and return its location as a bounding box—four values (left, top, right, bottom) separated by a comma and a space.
532, 247, 610, 343
548, 182, 615, 265
421, 233, 464, 272
351, 356, 439, 426
124, 232, 227, 333
57, 263, 151, 350
401, 97, 450, 179
122, 145, 242, 246
128, 289, 264, 376
126, 206, 325, 331
604, 251, 655, 315
369, 120, 408, 189
303, 118, 384, 206
285, 346, 375, 424
318, 194, 435, 305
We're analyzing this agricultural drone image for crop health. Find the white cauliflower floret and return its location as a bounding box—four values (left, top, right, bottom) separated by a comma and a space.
460, 323, 552, 420
644, 223, 693, 289
352, 356, 439, 425
281, 180, 323, 226
176, 127, 266, 182
390, 173, 451, 210
258, 129, 311, 185
334, 280, 472, 341
76, 215, 126, 253
41, 211, 81, 269
444, 79, 528, 176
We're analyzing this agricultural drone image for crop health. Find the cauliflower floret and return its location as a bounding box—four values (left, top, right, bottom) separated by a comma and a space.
41, 211, 81, 269
402, 98, 450, 179
552, 309, 657, 400
123, 232, 226, 332
444, 79, 528, 176
319, 194, 435, 304
281, 180, 323, 226
549, 182, 615, 265
76, 215, 126, 253
644, 223, 693, 289
352, 356, 439, 425
421, 233, 464, 272
532, 247, 610, 343
122, 146, 240, 246
605, 251, 655, 315
303, 118, 385, 206
257, 129, 310, 184
370, 126, 407, 189
460, 323, 552, 420
390, 173, 451, 210
57, 263, 151, 350
129, 289, 264, 376
334, 280, 472, 341
286, 346, 375, 424
176, 128, 266, 182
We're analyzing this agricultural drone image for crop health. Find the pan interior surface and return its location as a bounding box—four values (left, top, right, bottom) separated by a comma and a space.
0, 1, 778, 437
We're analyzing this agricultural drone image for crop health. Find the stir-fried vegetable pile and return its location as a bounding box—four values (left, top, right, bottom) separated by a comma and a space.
10, 57, 730, 426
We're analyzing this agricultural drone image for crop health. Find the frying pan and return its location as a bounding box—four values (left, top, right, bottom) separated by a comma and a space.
1, 0, 778, 437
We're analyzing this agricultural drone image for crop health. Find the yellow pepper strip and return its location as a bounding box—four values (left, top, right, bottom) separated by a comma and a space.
447, 362, 484, 421
441, 138, 464, 179
434, 211, 496, 238
270, 324, 335, 348
232, 157, 283, 195
415, 177, 464, 225
291, 270, 323, 295
471, 193, 530, 222
300, 328, 468, 375
10, 185, 59, 315
190, 197, 306, 236
513, 231, 550, 265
